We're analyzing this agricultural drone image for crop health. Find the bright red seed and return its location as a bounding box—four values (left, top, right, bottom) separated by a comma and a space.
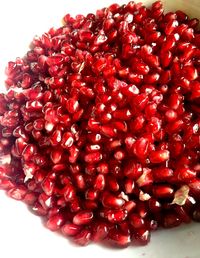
73, 211, 93, 225
61, 223, 82, 236
149, 150, 170, 163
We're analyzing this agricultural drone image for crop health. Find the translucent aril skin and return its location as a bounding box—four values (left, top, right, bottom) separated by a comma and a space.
0, 0, 200, 248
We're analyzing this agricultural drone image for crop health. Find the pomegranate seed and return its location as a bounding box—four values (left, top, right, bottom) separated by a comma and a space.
149, 150, 170, 163
133, 137, 150, 159
0, 1, 199, 248
106, 175, 119, 192
105, 209, 128, 223
84, 152, 102, 163
124, 160, 143, 179
41, 178, 54, 196
102, 192, 125, 208
92, 222, 108, 241
7, 186, 27, 200
163, 213, 181, 228
22, 144, 37, 161
130, 214, 145, 229
134, 228, 151, 245
193, 207, 200, 222
46, 214, 64, 231
50, 149, 63, 164
32, 202, 48, 216
61, 132, 74, 148
153, 185, 174, 199
38, 193, 54, 209
85, 189, 99, 200
73, 229, 91, 246
24, 192, 37, 205
62, 223, 82, 236
94, 174, 105, 190
174, 206, 191, 223
165, 20, 178, 35
153, 167, 174, 182
73, 210, 93, 225
108, 229, 131, 247
175, 167, 196, 181
63, 184, 76, 202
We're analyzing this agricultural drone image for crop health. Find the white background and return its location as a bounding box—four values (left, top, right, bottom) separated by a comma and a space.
0, 1, 200, 258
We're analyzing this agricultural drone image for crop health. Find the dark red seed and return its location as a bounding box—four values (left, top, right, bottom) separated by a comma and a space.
108, 229, 131, 247
134, 228, 151, 245
163, 213, 181, 228
130, 214, 145, 229
192, 207, 200, 222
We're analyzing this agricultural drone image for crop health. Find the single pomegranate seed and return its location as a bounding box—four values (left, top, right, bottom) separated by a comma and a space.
124, 178, 135, 194
85, 188, 99, 200
134, 228, 151, 245
123, 160, 143, 179
100, 125, 117, 138
22, 144, 37, 161
182, 65, 198, 80
133, 137, 150, 159
153, 185, 174, 199
63, 184, 76, 202
41, 178, 55, 196
50, 149, 63, 164
92, 223, 109, 242
62, 223, 82, 236
32, 202, 48, 216
38, 193, 54, 209
102, 192, 125, 208
165, 20, 178, 35
192, 207, 200, 222
175, 167, 196, 181
106, 175, 119, 192
106, 209, 128, 223
46, 214, 65, 231
148, 198, 161, 213
153, 167, 173, 181
73, 210, 93, 225
61, 132, 74, 148
23, 192, 37, 205
130, 213, 145, 229
7, 186, 27, 200
73, 229, 91, 246
84, 152, 102, 163
108, 229, 131, 247
149, 150, 170, 163
189, 179, 200, 198
163, 213, 181, 228
174, 206, 191, 223
94, 174, 105, 190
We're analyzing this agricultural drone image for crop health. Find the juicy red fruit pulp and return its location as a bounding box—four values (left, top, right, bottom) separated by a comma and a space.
0, 0, 200, 247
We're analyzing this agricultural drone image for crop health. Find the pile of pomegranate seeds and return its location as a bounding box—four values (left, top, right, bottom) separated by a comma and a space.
0, 0, 200, 247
